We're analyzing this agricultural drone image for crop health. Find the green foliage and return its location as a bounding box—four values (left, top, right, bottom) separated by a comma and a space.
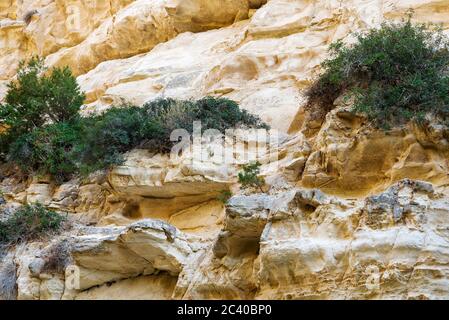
8, 122, 81, 182
306, 18, 449, 128
41, 66, 85, 123
0, 203, 65, 245
141, 97, 270, 152
0, 57, 84, 156
76, 98, 269, 174
194, 97, 270, 132
217, 190, 233, 204
0, 57, 268, 181
1, 77, 268, 180
238, 161, 266, 193
75, 105, 163, 174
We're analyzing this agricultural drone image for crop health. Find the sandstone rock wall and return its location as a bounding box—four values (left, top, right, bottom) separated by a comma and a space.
2, 0, 447, 131
1, 0, 449, 300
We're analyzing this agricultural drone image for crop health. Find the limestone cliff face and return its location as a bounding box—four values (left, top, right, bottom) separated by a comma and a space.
1, 0, 449, 300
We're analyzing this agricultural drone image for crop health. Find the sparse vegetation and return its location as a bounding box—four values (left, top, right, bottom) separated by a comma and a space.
306, 17, 449, 129
0, 57, 84, 158
238, 161, 266, 193
8, 122, 81, 183
0, 203, 65, 245
217, 190, 233, 204
0, 58, 268, 182
41, 240, 72, 274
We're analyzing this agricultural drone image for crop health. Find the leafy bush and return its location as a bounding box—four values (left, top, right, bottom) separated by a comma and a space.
74, 98, 269, 177
0, 203, 65, 245
306, 18, 449, 128
0, 57, 84, 156
238, 161, 266, 193
141, 97, 270, 152
7, 122, 81, 182
75, 105, 163, 174
194, 97, 270, 132
0, 58, 267, 181
217, 190, 233, 204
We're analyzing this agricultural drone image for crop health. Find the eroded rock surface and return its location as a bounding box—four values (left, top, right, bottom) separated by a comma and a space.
1, 0, 449, 300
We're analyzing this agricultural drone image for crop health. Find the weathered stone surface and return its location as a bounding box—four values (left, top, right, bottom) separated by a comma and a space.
170, 181, 449, 300
301, 106, 449, 196
70, 219, 193, 290
109, 150, 234, 198
39, 274, 64, 300
0, 0, 260, 80
35, 0, 257, 76
255, 180, 449, 299
2, 0, 449, 301
74, 273, 178, 300
14, 244, 42, 300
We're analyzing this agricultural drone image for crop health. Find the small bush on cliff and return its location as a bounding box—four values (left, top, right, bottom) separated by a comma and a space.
0, 57, 85, 157
194, 97, 270, 133
0, 203, 65, 245
140, 97, 269, 152
8, 122, 81, 182
76, 97, 268, 175
76, 104, 164, 174
238, 161, 266, 193
0, 57, 268, 181
217, 190, 233, 204
306, 18, 449, 128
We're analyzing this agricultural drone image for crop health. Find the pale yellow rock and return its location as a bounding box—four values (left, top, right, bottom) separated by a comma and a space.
24, 0, 134, 57
70, 219, 195, 291
168, 200, 225, 236
0, 19, 27, 80
254, 181, 449, 299
44, 0, 253, 76
109, 150, 234, 198
300, 106, 449, 196
74, 183, 108, 220
14, 244, 42, 300
171, 181, 449, 300
25, 183, 54, 205
0, 0, 18, 19
74, 274, 178, 300
2, 0, 449, 302
39, 274, 64, 300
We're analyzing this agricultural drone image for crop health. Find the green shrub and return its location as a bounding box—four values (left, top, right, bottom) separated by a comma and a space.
194, 97, 270, 132
0, 57, 85, 157
141, 98, 199, 153
0, 203, 65, 245
217, 190, 233, 204
141, 97, 269, 152
75, 105, 164, 174
0, 58, 267, 182
76, 98, 269, 175
238, 161, 266, 193
306, 18, 449, 128
7, 122, 81, 182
